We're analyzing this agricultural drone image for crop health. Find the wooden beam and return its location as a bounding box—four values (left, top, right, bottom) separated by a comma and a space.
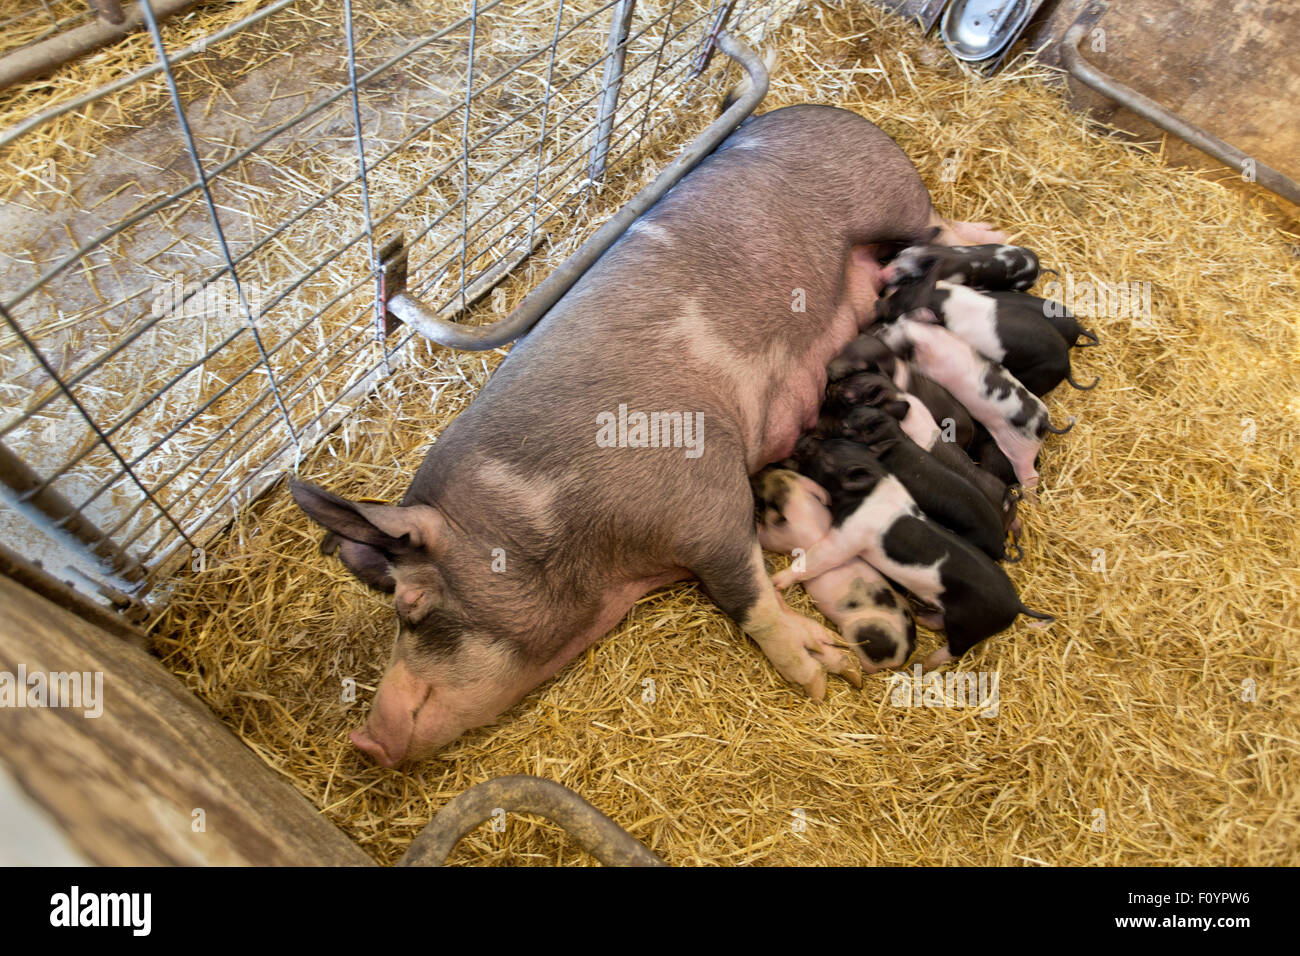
0, 575, 371, 866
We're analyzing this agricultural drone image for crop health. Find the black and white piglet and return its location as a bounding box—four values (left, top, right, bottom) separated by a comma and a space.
773, 436, 1051, 668
984, 291, 1100, 349
882, 243, 1042, 291
823, 369, 1019, 535
878, 279, 1098, 396
872, 317, 1075, 491
823, 404, 1012, 562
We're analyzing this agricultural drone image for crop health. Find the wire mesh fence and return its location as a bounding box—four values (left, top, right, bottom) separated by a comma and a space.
0, 0, 802, 609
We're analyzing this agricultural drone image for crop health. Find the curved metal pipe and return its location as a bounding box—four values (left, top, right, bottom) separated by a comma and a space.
1060, 20, 1300, 207
388, 29, 770, 351
397, 775, 666, 867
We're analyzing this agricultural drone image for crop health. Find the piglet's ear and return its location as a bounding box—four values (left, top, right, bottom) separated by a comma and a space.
883, 399, 910, 422
793, 473, 831, 508
290, 480, 444, 554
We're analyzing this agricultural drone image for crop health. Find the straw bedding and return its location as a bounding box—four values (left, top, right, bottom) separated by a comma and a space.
148, 1, 1300, 865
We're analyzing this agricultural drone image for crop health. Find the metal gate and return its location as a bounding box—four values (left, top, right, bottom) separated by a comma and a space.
0, 0, 801, 615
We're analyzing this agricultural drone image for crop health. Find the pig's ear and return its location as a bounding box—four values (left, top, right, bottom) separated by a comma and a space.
290, 481, 443, 553
322, 533, 396, 593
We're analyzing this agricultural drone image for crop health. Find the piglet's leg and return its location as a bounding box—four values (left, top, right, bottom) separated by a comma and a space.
699, 541, 863, 699
771, 530, 860, 591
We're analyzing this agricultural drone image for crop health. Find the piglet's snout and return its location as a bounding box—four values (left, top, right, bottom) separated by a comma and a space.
350, 659, 434, 768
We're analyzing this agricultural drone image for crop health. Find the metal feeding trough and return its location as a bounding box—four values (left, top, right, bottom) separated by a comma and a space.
940, 0, 1035, 62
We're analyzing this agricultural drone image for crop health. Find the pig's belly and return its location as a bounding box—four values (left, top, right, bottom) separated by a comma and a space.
756, 304, 863, 466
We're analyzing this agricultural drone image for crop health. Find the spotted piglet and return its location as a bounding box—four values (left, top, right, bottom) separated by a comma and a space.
773, 437, 1052, 669
881, 243, 1042, 291
872, 317, 1074, 492
878, 280, 1098, 396
753, 468, 916, 672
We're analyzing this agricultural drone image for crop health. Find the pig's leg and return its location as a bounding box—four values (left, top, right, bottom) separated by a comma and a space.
695, 539, 863, 699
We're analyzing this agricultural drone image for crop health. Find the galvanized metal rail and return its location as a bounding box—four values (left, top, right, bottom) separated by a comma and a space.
381, 28, 770, 350
1061, 4, 1300, 207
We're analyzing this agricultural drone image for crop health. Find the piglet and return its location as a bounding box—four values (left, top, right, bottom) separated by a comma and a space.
881, 280, 1098, 395
881, 243, 1041, 291
824, 370, 1019, 536
753, 468, 916, 671
824, 404, 1012, 562
872, 316, 1074, 492
985, 290, 1100, 349
774, 437, 1052, 668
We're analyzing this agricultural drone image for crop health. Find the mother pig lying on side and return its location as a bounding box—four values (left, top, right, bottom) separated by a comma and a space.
291, 104, 1005, 767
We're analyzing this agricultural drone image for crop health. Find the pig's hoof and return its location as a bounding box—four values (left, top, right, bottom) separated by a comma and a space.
801, 622, 863, 693
763, 619, 863, 699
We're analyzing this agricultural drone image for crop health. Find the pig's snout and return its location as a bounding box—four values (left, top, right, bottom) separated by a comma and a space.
351, 726, 403, 769
351, 658, 437, 768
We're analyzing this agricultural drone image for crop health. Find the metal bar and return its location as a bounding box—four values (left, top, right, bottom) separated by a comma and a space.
690, 0, 735, 77
0, 0, 200, 90
385, 30, 769, 351
634, 0, 680, 157
138, 0, 300, 453
398, 776, 665, 867
1060, 10, 1300, 207
527, 0, 568, 248
588, 0, 638, 182
456, 0, 480, 315
343, 0, 385, 375
0, 302, 194, 555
